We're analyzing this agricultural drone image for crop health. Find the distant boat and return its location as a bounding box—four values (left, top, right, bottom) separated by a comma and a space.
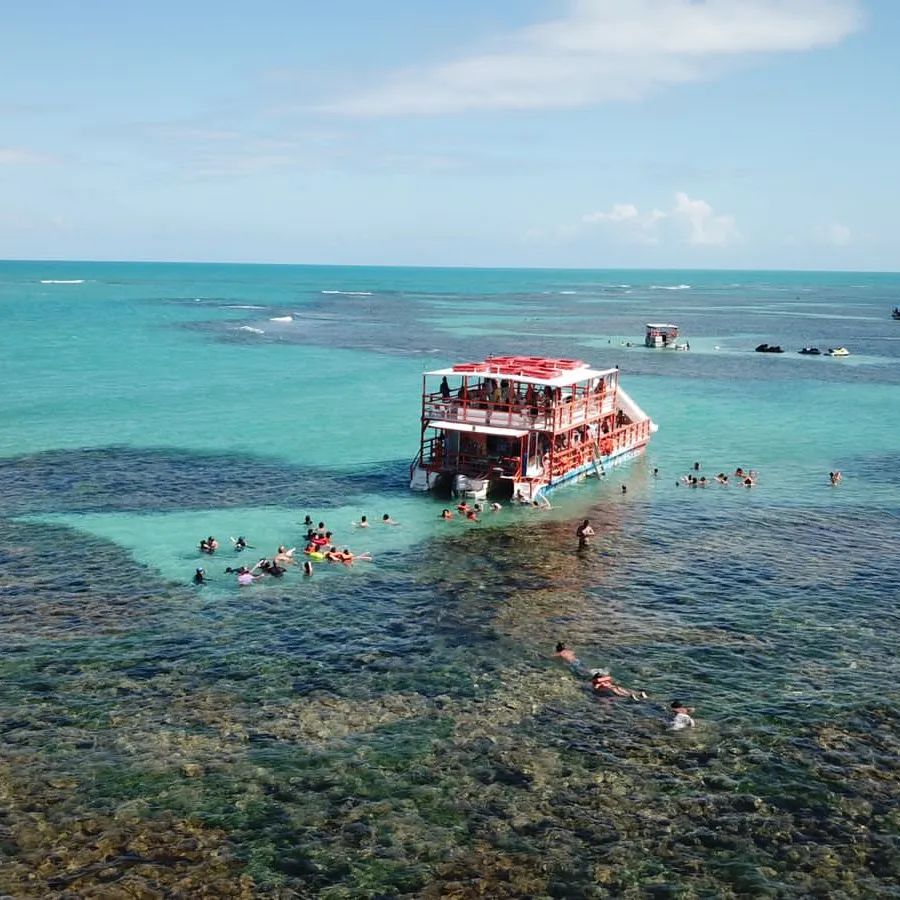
755, 343, 784, 353
645, 323, 688, 350
892, 307, 900, 320
825, 347, 850, 357
799, 347, 821, 355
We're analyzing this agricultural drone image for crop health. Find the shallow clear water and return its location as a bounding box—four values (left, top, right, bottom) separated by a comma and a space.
1, 260, 899, 897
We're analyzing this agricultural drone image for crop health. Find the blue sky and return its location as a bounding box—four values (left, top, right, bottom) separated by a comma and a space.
1, 0, 898, 269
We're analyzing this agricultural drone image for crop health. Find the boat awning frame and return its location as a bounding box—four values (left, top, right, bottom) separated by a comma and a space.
423, 365, 616, 388
426, 419, 528, 438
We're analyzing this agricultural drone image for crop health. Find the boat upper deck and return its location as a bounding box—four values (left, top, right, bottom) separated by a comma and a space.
422, 356, 623, 435
425, 356, 616, 388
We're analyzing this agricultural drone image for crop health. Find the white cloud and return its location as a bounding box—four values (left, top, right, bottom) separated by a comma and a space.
0, 147, 53, 165
816, 222, 852, 245
325, 0, 862, 116
578, 191, 738, 246
672, 191, 738, 246
581, 203, 667, 243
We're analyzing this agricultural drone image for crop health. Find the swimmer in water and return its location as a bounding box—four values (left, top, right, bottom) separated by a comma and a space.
829, 470, 842, 485
576, 519, 594, 549
532, 495, 552, 510
303, 515, 314, 528
554, 642, 580, 666
274, 545, 295, 566
382, 513, 399, 525
193, 567, 206, 585
465, 508, 479, 522
669, 700, 696, 730
591, 670, 647, 701
235, 566, 257, 586
354, 515, 369, 527
456, 501, 470, 514
257, 558, 286, 577
199, 536, 218, 554
490, 502, 502, 512
440, 508, 454, 520
230, 536, 251, 552
303, 560, 313, 576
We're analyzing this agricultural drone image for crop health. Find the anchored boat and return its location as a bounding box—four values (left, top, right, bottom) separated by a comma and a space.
409, 356, 657, 501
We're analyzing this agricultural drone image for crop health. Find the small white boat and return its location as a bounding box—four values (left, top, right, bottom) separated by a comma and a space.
825, 347, 850, 357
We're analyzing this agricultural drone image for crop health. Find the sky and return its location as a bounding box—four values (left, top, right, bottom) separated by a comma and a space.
1, 0, 899, 270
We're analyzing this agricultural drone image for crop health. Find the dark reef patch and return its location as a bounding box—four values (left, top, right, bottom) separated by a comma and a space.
0, 446, 407, 516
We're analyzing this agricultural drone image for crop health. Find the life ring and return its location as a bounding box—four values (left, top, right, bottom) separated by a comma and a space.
304, 551, 326, 560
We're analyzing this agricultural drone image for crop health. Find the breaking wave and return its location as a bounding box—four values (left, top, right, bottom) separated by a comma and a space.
321, 290, 373, 296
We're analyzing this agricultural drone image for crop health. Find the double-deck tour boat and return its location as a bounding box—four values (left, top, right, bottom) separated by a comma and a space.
409, 356, 657, 501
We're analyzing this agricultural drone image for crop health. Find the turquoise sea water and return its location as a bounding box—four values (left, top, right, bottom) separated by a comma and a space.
2, 260, 899, 897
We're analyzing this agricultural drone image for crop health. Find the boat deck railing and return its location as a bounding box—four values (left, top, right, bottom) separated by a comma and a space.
422, 391, 617, 433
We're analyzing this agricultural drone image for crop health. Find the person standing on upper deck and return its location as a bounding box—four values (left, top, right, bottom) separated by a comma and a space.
440, 376, 451, 400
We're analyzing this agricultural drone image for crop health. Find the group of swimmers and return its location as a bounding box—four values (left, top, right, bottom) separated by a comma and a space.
442, 500, 503, 522
194, 512, 397, 585
555, 643, 695, 730
675, 462, 758, 488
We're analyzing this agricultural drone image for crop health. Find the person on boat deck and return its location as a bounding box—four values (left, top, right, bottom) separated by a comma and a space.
669, 701, 696, 730
382, 513, 399, 525
440, 376, 451, 400
193, 567, 206, 585
576, 519, 594, 549
440, 508, 454, 520
591, 670, 647, 701
231, 535, 250, 552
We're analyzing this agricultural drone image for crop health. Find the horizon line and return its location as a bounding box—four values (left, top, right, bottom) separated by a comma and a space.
1, 257, 898, 276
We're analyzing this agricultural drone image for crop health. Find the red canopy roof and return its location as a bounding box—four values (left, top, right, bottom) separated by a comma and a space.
451, 355, 586, 380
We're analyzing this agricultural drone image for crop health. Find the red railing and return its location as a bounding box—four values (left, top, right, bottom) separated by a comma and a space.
422, 390, 615, 432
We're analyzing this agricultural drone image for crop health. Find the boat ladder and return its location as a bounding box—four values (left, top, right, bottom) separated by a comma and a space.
591, 443, 606, 479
